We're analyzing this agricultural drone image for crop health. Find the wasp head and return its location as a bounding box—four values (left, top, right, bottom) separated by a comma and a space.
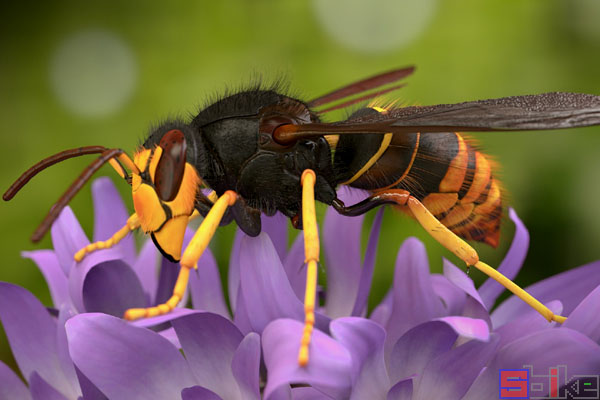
131, 125, 200, 262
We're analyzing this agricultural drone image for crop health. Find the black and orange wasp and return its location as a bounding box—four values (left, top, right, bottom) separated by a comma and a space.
5, 66, 600, 365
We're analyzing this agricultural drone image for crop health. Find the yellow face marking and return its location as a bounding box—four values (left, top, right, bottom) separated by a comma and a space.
132, 183, 167, 232
148, 146, 163, 182
165, 163, 200, 216
152, 215, 189, 262
130, 137, 200, 235
133, 149, 152, 172
131, 173, 142, 191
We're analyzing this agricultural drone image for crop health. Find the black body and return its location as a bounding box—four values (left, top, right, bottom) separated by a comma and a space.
142, 89, 339, 236
6, 66, 600, 245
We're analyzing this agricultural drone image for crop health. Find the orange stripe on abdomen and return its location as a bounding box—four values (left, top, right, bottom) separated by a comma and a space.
423, 143, 503, 248
439, 133, 468, 193
461, 151, 491, 204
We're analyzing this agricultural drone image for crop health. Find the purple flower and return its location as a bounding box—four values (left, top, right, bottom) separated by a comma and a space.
2, 181, 600, 399
258, 191, 600, 399
19, 177, 230, 321
0, 177, 229, 398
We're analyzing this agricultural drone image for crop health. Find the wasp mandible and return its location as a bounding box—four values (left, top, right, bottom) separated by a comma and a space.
5, 66, 600, 366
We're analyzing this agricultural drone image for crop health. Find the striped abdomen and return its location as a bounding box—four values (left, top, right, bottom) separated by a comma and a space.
332, 109, 502, 247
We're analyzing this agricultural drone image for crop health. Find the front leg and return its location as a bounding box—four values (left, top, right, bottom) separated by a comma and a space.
74, 207, 204, 262
74, 213, 141, 262
124, 191, 237, 320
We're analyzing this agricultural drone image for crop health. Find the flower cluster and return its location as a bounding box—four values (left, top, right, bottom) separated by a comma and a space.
1, 178, 600, 399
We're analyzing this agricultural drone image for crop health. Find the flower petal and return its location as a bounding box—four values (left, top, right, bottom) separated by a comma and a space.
491, 261, 600, 327
269, 385, 292, 400
55, 306, 80, 398
330, 317, 389, 400
21, 250, 70, 309
131, 239, 159, 303
412, 334, 500, 399
68, 247, 123, 313
154, 227, 198, 306
435, 316, 490, 342
352, 208, 384, 317
91, 177, 136, 266
385, 238, 444, 354
563, 284, 600, 343
232, 289, 253, 335
82, 260, 147, 316
66, 313, 196, 400
75, 367, 108, 400
261, 212, 288, 260
51, 206, 89, 276
0, 283, 75, 398
29, 372, 68, 400
189, 247, 229, 318
479, 208, 529, 309
263, 319, 352, 400
443, 260, 486, 308
231, 333, 261, 400
443, 260, 491, 326
495, 300, 563, 349
238, 233, 304, 333
386, 379, 412, 400
291, 387, 334, 399
370, 290, 392, 326
430, 274, 466, 316
227, 232, 243, 311
323, 189, 365, 318
181, 386, 223, 400
282, 234, 306, 301
171, 312, 245, 400
158, 327, 182, 349
463, 329, 600, 400
0, 361, 31, 400
155, 257, 182, 305
388, 321, 458, 384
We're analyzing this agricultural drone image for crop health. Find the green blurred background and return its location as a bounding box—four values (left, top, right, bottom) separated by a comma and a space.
1, 0, 600, 372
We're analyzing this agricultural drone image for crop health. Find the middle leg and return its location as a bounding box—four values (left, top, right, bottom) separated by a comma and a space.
124, 190, 237, 320
298, 170, 319, 367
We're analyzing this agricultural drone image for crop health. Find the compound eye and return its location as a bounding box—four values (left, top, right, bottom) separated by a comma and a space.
155, 130, 187, 201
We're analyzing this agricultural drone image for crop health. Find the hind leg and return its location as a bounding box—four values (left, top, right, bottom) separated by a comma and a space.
334, 188, 566, 324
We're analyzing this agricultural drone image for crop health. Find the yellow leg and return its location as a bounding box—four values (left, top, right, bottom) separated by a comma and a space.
188, 209, 200, 222
298, 170, 319, 367
207, 190, 218, 203
405, 195, 566, 324
124, 190, 237, 321
74, 214, 141, 262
